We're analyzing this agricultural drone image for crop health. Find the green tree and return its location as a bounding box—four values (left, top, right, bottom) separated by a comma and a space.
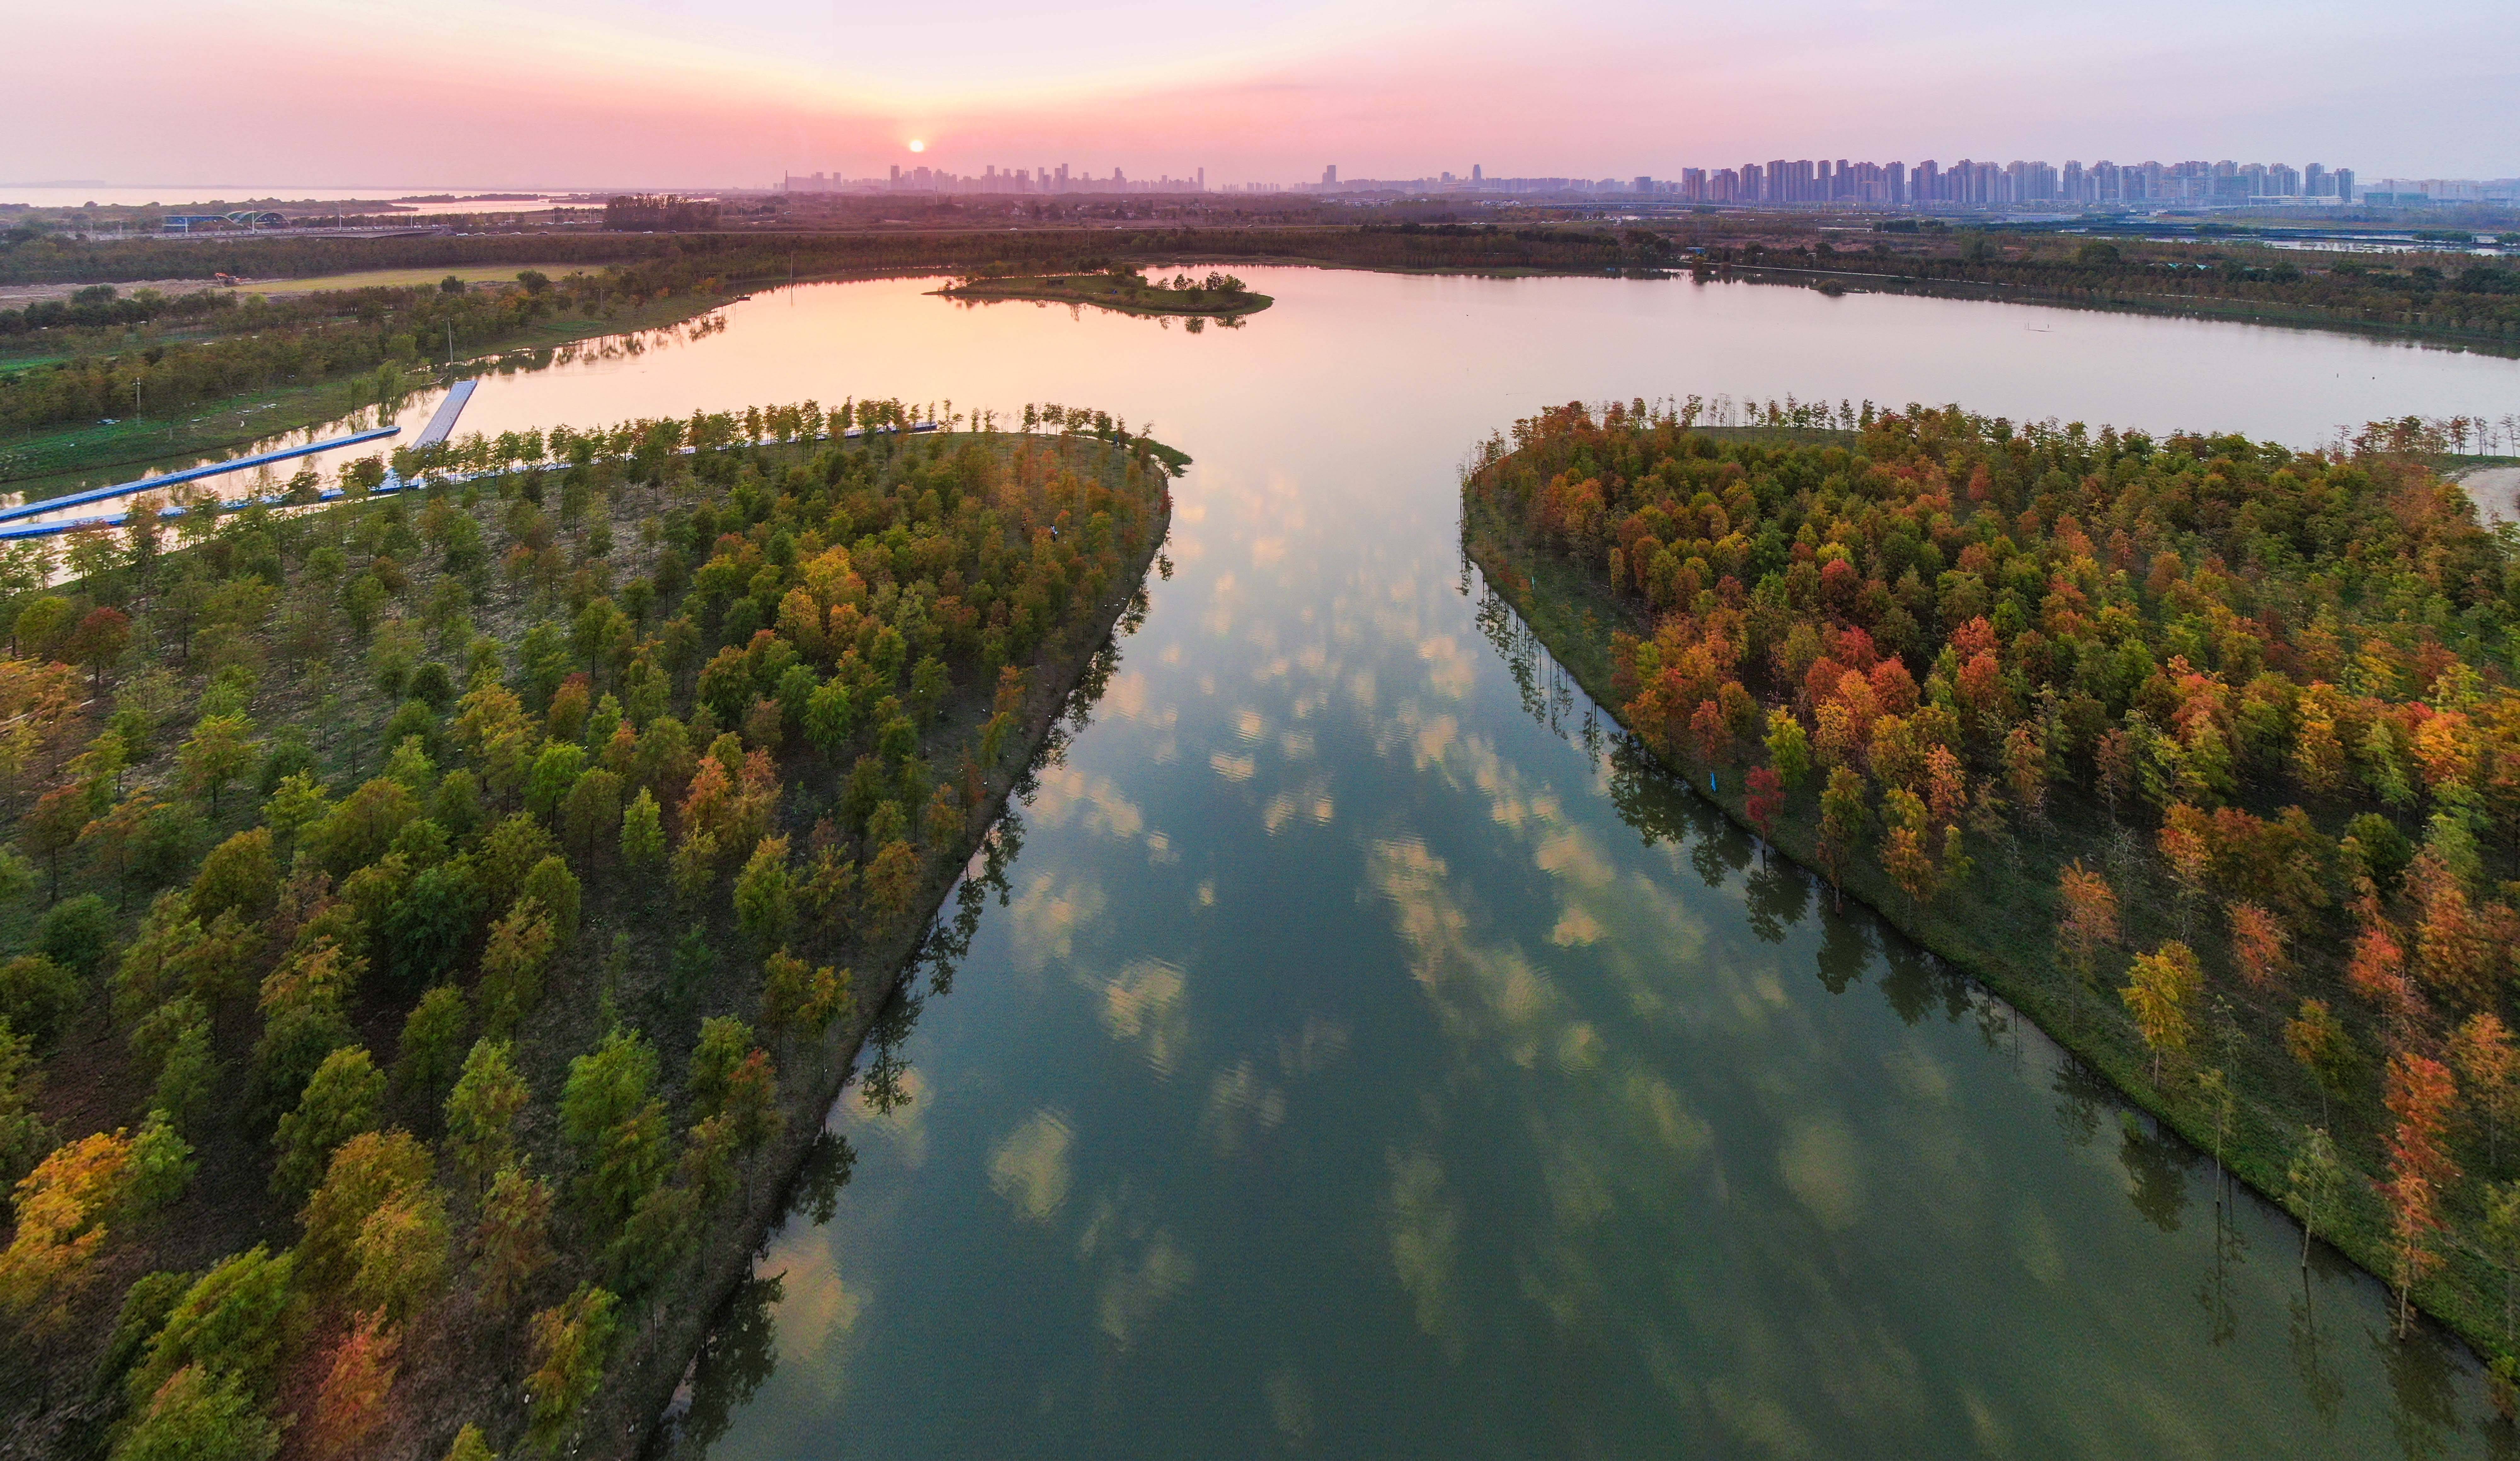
475, 1161, 556, 1314
561, 1026, 667, 1235
1763, 708, 1812, 790
177, 715, 257, 813
392, 985, 470, 1107
112, 1363, 281, 1461
520, 855, 581, 947
561, 767, 625, 858
350, 1183, 450, 1324
477, 899, 556, 1038
733, 835, 793, 946
127, 1246, 297, 1407
0, 954, 80, 1048
272, 1046, 385, 1200
524, 1285, 618, 1452
187, 828, 278, 925
298, 1130, 431, 1292
620, 788, 664, 866
445, 1038, 528, 1190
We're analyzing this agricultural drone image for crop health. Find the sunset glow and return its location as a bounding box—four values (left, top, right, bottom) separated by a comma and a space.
3, 0, 2510, 188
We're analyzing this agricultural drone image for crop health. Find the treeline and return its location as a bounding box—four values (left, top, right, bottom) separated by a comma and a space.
1710, 237, 2520, 340
0, 285, 243, 339
0, 401, 1168, 1457
0, 270, 707, 437
0, 224, 1661, 290
1466, 399, 2520, 1380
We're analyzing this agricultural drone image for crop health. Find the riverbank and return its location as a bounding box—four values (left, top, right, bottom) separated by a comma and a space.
580, 437, 1172, 1460
1459, 419, 2520, 1373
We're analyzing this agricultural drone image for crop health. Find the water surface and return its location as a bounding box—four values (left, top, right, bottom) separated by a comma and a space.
239, 272, 2520, 1455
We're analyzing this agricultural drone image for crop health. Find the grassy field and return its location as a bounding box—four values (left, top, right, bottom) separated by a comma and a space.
936, 273, 1273, 317
232, 264, 588, 296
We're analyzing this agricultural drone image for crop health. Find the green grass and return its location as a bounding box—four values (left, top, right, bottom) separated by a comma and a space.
1462, 484, 2520, 1367
230, 264, 588, 296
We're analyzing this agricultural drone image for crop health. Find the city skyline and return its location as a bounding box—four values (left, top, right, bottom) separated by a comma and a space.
6, 0, 2512, 189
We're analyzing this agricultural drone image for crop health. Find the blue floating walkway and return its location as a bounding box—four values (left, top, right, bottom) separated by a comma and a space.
412, 380, 478, 448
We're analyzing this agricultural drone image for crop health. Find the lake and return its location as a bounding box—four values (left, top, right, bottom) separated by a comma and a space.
133, 269, 2520, 1455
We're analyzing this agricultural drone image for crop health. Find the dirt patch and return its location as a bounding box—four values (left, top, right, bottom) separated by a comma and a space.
2460, 465, 2520, 525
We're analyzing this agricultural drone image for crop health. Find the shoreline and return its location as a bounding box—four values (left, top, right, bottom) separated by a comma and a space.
585, 447, 1173, 1460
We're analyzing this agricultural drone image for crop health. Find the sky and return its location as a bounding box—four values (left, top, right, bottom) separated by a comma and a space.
9, 0, 2513, 191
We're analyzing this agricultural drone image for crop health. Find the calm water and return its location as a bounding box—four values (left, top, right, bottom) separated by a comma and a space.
170, 272, 2520, 1454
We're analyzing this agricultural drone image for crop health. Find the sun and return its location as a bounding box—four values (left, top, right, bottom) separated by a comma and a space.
907, 140, 926, 153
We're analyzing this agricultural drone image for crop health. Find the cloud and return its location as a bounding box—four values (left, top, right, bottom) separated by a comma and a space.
988, 1108, 1077, 1223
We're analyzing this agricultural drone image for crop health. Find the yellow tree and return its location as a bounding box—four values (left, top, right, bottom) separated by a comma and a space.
2123, 942, 2204, 1086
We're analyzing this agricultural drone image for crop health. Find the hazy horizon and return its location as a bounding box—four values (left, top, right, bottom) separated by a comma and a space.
10, 0, 2512, 192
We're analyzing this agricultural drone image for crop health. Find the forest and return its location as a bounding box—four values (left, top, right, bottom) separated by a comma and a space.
0, 397, 1172, 1459
1462, 398, 2520, 1388
0, 271, 702, 440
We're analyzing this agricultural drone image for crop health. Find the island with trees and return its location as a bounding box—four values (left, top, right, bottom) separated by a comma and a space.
1463, 398, 2520, 1388
0, 397, 1173, 1458
936, 266, 1271, 319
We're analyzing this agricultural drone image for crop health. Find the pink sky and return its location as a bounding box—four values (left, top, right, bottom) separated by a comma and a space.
11, 0, 2513, 188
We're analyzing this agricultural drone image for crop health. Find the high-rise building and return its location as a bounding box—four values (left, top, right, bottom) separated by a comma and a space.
1472, 164, 1483, 182
1323, 165, 1337, 185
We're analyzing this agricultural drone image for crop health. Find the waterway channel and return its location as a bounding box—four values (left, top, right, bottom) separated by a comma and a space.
124, 270, 2520, 1455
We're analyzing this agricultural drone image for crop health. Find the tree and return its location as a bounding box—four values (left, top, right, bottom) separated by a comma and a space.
2457, 1012, 2520, 1176
525, 1285, 619, 1451
1743, 766, 1783, 849
392, 985, 470, 1107
561, 1026, 667, 1235
519, 855, 581, 948
188, 828, 278, 925
0, 954, 80, 1048
0, 1128, 136, 1323
307, 1313, 399, 1460
65, 606, 131, 692
2284, 999, 2361, 1127
178, 714, 257, 813
561, 767, 624, 859
2122, 941, 2202, 1086
1763, 708, 1811, 790
2054, 861, 2120, 986
444, 1424, 497, 1461
474, 1161, 556, 1314
476, 898, 556, 1038
351, 1184, 450, 1324
272, 1045, 385, 1200
445, 1039, 529, 1190
298, 1130, 431, 1293
2287, 1127, 2346, 1269
2383, 1052, 2461, 1335
862, 838, 921, 925
1814, 766, 1867, 904
761, 950, 851, 1037
1879, 787, 1939, 906
114, 1364, 281, 1461
733, 834, 794, 946
619, 788, 664, 866
2225, 902, 2289, 992
23, 784, 91, 900
118, 1253, 294, 1443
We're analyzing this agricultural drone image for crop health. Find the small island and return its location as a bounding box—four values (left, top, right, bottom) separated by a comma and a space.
936, 267, 1273, 319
